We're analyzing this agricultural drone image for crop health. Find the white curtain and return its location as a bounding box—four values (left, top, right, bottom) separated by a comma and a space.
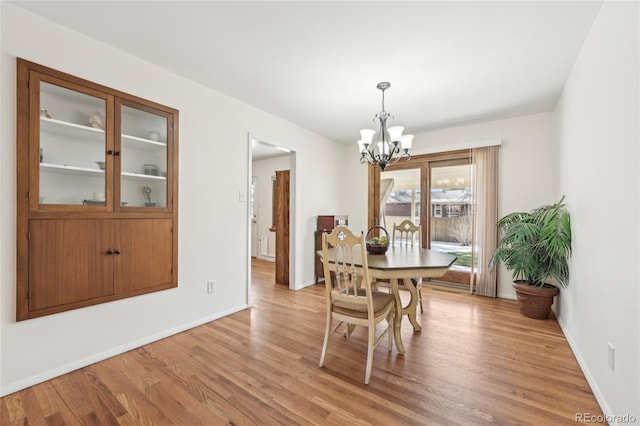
471, 146, 499, 297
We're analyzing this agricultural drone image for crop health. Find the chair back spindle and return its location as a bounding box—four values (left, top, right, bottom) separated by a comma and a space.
392, 220, 422, 248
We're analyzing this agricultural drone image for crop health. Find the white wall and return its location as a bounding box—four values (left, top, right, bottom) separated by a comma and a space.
342, 111, 558, 298
0, 3, 344, 395
555, 1, 639, 421
251, 154, 290, 259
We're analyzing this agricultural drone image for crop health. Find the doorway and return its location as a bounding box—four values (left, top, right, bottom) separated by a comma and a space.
248, 137, 294, 297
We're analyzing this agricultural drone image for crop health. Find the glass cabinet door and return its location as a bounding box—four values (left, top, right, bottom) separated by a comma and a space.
118, 103, 169, 209
37, 80, 110, 206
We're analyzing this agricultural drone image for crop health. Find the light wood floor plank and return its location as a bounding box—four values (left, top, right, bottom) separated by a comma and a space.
1, 258, 605, 425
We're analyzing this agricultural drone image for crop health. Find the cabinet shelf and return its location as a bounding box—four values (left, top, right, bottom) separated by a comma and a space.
40, 164, 167, 182
40, 117, 104, 142
121, 134, 166, 151
121, 172, 167, 181
40, 162, 104, 176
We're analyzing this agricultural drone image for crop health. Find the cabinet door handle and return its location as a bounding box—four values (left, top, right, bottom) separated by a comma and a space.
106, 249, 114, 255
107, 150, 114, 155
114, 249, 121, 255
114, 151, 121, 156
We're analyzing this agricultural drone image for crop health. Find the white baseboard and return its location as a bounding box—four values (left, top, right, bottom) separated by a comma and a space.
257, 255, 275, 262
556, 316, 614, 424
497, 292, 517, 300
0, 304, 249, 397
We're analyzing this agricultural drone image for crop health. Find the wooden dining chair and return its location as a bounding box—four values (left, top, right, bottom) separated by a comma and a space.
392, 219, 422, 248
392, 220, 425, 313
319, 225, 395, 384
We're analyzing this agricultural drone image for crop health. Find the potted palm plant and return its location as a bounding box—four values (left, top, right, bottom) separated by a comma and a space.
489, 196, 572, 319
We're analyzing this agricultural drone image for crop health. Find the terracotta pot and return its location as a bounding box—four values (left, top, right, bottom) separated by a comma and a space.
512, 281, 559, 319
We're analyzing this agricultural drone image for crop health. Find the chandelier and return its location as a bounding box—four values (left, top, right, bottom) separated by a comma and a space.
357, 82, 413, 171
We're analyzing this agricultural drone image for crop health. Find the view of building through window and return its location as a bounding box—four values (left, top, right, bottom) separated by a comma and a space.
381, 165, 474, 277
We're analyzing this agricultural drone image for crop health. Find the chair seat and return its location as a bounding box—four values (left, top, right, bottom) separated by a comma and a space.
333, 288, 394, 319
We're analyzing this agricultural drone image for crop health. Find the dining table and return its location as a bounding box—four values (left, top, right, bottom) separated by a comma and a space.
319, 246, 457, 354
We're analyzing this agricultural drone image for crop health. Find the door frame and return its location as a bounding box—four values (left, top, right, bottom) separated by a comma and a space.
250, 176, 259, 258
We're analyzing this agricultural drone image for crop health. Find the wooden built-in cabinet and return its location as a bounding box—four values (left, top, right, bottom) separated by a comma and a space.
314, 230, 329, 283
16, 58, 179, 320
314, 216, 348, 283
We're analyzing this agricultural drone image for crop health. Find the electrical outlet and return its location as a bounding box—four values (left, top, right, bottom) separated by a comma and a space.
607, 343, 614, 371
207, 280, 216, 294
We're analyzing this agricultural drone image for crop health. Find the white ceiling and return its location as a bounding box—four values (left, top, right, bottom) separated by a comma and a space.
251, 139, 291, 161
12, 1, 603, 146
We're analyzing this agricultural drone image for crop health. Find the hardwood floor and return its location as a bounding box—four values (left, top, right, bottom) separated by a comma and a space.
1, 258, 604, 425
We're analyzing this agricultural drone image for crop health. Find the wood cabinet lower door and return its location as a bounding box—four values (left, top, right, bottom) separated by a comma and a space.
27, 218, 174, 315
28, 219, 114, 311
114, 219, 173, 293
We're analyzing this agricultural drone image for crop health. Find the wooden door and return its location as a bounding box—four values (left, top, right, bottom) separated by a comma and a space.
275, 170, 289, 285
114, 219, 174, 294
28, 219, 114, 311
